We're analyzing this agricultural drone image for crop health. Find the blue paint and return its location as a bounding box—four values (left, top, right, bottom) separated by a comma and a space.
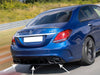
11, 4, 100, 64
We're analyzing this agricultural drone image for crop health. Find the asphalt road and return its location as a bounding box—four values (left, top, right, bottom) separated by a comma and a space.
1, 52, 100, 75
0, 19, 32, 31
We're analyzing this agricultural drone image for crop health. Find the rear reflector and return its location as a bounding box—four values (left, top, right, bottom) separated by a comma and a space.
12, 36, 16, 45
53, 29, 72, 43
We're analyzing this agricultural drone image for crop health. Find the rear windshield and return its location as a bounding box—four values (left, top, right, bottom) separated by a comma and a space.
27, 10, 72, 26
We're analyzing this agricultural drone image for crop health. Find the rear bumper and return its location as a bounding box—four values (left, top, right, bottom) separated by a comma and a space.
11, 41, 78, 65
11, 48, 72, 65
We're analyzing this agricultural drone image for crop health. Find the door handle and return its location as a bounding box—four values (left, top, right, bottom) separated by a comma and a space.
88, 24, 92, 26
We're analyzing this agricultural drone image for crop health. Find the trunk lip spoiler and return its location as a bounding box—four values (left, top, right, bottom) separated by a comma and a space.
15, 33, 56, 37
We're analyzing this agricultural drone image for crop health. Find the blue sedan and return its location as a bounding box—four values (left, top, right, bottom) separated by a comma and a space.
11, 4, 100, 65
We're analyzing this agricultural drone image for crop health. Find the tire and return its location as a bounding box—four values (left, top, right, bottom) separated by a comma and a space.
81, 37, 96, 65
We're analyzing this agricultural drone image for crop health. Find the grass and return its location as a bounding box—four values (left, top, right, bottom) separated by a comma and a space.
0, 26, 24, 47
0, 1, 100, 24
0, 2, 73, 24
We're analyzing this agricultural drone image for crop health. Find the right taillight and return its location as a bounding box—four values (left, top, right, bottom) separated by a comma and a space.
53, 29, 72, 43
12, 36, 16, 45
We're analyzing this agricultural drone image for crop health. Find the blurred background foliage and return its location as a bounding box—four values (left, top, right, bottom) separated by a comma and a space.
0, 0, 31, 9
0, 0, 100, 9
25, 0, 100, 3
0, 0, 100, 24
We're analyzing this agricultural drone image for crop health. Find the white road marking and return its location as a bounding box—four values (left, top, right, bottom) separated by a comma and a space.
2, 64, 17, 72
3, 66, 13, 72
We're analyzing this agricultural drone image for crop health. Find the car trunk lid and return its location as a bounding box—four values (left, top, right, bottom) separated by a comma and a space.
15, 23, 67, 48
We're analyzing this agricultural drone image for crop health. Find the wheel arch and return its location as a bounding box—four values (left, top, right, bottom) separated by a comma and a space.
85, 35, 95, 45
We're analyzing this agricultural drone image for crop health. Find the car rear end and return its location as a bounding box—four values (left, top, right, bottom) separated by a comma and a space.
11, 27, 73, 65
11, 8, 74, 65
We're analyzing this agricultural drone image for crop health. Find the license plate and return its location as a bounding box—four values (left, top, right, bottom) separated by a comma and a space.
24, 36, 43, 42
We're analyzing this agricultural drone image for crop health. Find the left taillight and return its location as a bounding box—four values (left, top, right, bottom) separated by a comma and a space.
53, 29, 72, 43
12, 36, 16, 45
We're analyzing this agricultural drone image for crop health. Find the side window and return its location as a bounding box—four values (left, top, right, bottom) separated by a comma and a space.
92, 6, 100, 17
79, 6, 97, 22
79, 9, 87, 22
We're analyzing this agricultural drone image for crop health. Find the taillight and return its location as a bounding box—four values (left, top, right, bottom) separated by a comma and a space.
53, 29, 72, 43
12, 36, 16, 45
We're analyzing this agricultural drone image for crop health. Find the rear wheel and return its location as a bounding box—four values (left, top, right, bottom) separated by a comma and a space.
81, 37, 96, 65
